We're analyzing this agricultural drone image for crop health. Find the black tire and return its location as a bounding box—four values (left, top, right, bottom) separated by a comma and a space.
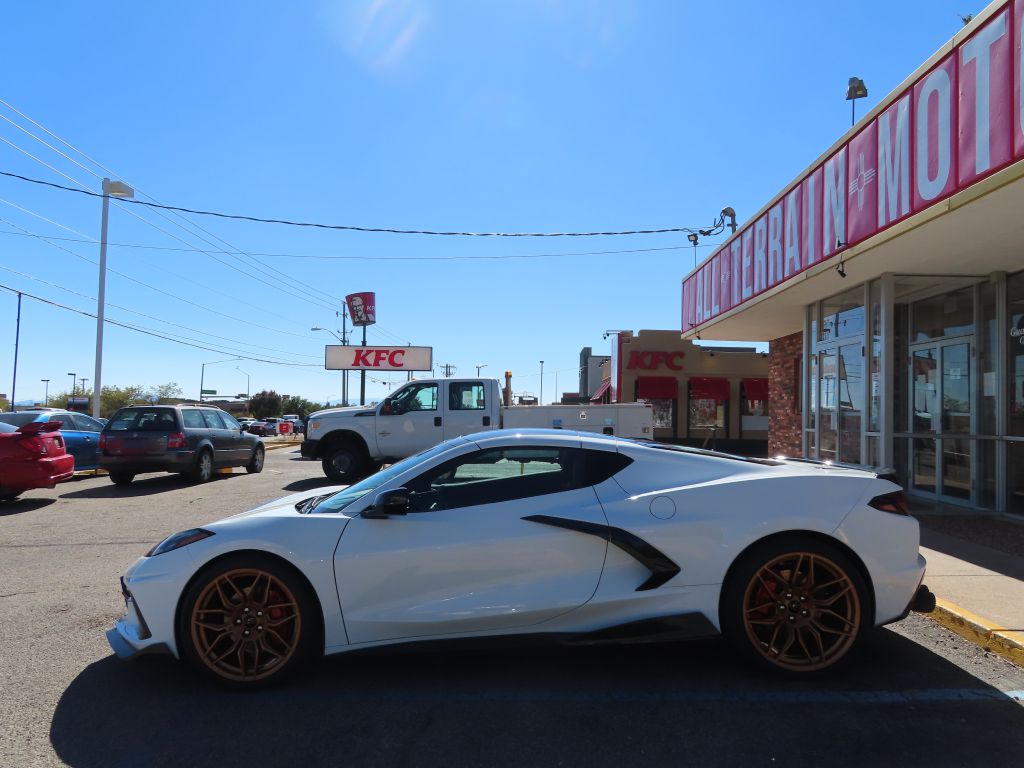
246, 445, 265, 474
0, 491, 21, 502
109, 472, 135, 487
190, 449, 214, 484
321, 442, 365, 484
720, 535, 869, 675
177, 554, 319, 688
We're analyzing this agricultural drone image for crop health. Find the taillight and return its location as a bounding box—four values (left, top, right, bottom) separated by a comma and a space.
167, 432, 186, 449
17, 434, 47, 455
868, 490, 909, 515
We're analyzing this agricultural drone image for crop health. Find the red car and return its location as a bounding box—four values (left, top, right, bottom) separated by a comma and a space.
0, 420, 75, 501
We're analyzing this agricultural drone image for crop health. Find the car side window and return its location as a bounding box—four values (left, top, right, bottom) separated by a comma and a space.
201, 410, 227, 429
219, 412, 241, 429
448, 382, 485, 410
389, 383, 438, 415
406, 447, 580, 511
68, 414, 100, 432
182, 410, 207, 429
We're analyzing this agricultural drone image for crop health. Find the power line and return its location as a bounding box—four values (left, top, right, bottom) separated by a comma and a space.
0, 228, 703, 260
0, 211, 316, 339
0, 282, 325, 367
0, 169, 715, 238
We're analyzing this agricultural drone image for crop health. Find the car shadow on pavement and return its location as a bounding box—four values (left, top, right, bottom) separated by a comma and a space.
0, 497, 56, 516
59, 473, 246, 500
50, 629, 1024, 768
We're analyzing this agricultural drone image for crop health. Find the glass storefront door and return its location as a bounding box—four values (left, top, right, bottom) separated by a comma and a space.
909, 339, 973, 503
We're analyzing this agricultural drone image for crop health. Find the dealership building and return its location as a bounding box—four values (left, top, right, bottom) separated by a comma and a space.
681, 0, 1024, 515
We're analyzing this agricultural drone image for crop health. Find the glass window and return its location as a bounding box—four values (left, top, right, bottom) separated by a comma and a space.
407, 447, 579, 511
869, 280, 881, 433
182, 410, 207, 429
1009, 272, 1024, 436
220, 411, 241, 429
448, 382, 485, 410
912, 286, 974, 341
67, 414, 100, 432
740, 382, 769, 435
0, 413, 41, 427
979, 281, 997, 436
820, 286, 865, 342
819, 351, 837, 461
688, 398, 726, 434
839, 343, 862, 464
1009, 442, 1024, 514
389, 383, 438, 414
650, 399, 674, 429
202, 410, 227, 429
107, 407, 177, 432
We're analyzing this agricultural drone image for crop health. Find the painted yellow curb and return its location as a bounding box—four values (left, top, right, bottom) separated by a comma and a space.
928, 597, 1024, 667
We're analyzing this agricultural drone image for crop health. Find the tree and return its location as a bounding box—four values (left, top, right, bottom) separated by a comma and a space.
147, 382, 183, 403
280, 395, 323, 419
249, 390, 282, 419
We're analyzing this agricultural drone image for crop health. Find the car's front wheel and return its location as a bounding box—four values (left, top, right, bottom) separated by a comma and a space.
178, 555, 318, 687
246, 445, 265, 474
721, 535, 869, 674
321, 443, 365, 483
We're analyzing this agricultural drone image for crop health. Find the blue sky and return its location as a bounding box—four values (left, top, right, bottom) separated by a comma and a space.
0, 0, 983, 406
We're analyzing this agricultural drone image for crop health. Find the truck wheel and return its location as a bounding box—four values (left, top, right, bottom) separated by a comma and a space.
322, 444, 365, 484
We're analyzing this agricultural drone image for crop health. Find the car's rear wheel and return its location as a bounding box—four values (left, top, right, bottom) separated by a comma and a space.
0, 491, 20, 502
246, 445, 265, 474
178, 555, 317, 687
321, 442, 365, 483
109, 472, 135, 486
190, 450, 213, 484
721, 536, 868, 674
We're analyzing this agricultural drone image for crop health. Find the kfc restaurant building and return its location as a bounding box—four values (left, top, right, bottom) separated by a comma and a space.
681, 0, 1024, 514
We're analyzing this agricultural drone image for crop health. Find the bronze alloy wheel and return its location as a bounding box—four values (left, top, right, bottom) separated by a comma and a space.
189, 568, 302, 683
740, 551, 861, 672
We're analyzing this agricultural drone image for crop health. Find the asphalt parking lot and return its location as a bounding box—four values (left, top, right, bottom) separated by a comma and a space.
2, 448, 1023, 768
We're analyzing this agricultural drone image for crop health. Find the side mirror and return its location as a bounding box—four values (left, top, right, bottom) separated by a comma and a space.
362, 488, 411, 518
380, 398, 393, 415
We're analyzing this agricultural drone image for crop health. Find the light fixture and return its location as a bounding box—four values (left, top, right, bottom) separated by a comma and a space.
721, 207, 737, 234
836, 255, 847, 278
845, 77, 868, 126
687, 233, 699, 246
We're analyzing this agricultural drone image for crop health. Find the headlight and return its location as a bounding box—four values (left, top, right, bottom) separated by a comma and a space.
146, 528, 215, 557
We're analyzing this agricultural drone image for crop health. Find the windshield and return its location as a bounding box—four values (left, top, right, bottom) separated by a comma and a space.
0, 413, 43, 427
317, 438, 469, 513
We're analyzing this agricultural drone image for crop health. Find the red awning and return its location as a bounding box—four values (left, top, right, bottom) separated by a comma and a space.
689, 376, 730, 401
636, 376, 678, 400
742, 377, 769, 401
590, 380, 611, 402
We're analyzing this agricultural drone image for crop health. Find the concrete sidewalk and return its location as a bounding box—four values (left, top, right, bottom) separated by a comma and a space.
914, 511, 1024, 666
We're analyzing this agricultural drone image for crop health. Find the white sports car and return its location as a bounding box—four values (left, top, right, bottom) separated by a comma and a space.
107, 429, 932, 687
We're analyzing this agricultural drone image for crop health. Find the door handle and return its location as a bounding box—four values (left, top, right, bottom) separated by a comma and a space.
434, 417, 442, 427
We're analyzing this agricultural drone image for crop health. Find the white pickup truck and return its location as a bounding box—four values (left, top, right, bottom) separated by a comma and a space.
301, 377, 654, 482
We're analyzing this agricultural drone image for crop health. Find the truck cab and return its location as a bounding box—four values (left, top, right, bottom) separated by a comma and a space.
302, 379, 502, 482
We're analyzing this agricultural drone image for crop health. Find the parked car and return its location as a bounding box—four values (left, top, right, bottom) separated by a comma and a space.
99, 404, 265, 486
0, 420, 75, 501
260, 418, 281, 436
247, 420, 269, 436
238, 419, 257, 433
0, 410, 104, 470
282, 415, 304, 435
107, 429, 931, 687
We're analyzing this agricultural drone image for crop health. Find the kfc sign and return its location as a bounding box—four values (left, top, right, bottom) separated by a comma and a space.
346, 292, 376, 327
325, 345, 432, 371
626, 351, 685, 370
683, 1, 1024, 331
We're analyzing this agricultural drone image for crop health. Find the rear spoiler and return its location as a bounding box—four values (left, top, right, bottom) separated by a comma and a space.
773, 455, 899, 482
17, 421, 62, 434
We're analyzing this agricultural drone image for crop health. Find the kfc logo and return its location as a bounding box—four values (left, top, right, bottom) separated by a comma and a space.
626, 351, 685, 371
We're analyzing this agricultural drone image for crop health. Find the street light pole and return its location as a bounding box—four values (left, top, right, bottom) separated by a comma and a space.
200, 357, 240, 401
236, 367, 250, 400
475, 363, 488, 377
41, 379, 49, 407
67, 372, 76, 405
539, 360, 544, 405
93, 178, 134, 419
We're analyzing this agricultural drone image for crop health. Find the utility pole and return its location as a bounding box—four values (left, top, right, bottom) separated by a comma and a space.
441, 363, 456, 378
10, 292, 21, 411
41, 378, 50, 407
539, 360, 544, 405
79, 378, 89, 401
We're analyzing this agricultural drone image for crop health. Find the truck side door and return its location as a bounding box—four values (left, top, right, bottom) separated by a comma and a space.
442, 380, 494, 440
375, 381, 443, 459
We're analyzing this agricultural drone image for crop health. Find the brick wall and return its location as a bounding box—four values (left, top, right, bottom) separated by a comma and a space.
768, 331, 803, 457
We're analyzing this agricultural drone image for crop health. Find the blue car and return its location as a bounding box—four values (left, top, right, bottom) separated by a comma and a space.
0, 410, 105, 470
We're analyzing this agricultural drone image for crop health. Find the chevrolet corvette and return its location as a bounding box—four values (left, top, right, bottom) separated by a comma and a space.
107, 429, 931, 687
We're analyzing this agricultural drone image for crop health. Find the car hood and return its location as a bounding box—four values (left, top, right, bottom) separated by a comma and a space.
226, 485, 351, 519
308, 405, 374, 420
